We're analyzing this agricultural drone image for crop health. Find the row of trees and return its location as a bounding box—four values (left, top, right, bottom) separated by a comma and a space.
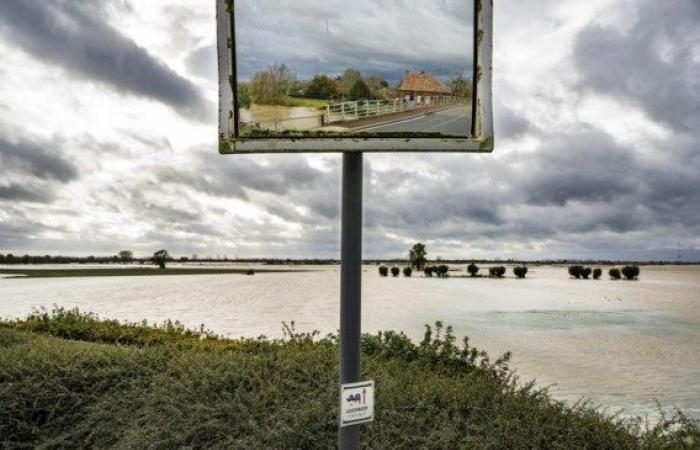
568, 265, 640, 280
244, 65, 472, 105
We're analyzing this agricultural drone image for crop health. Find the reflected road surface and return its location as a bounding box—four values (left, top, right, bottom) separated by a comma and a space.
360, 106, 472, 136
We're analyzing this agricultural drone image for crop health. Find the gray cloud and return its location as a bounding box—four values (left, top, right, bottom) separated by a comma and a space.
235, 0, 474, 82
0, 0, 212, 120
0, 185, 54, 204
517, 129, 638, 207
0, 137, 79, 183
573, 0, 700, 132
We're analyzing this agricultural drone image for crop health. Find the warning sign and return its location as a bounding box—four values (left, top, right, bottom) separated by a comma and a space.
340, 380, 374, 427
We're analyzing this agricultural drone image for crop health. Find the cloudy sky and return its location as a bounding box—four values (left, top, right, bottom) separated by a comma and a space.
235, 0, 473, 82
0, 0, 698, 261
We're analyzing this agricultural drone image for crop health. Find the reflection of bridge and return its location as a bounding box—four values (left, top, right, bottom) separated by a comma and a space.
239, 98, 469, 134
324, 98, 464, 126
357, 106, 472, 136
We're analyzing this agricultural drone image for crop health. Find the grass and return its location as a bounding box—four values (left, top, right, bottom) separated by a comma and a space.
0, 308, 697, 449
277, 95, 329, 110
0, 267, 308, 279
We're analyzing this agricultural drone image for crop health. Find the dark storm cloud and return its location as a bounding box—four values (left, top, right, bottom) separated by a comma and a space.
234, 0, 474, 82
517, 129, 638, 207
0, 185, 54, 204
0, 0, 212, 120
573, 0, 700, 132
0, 137, 79, 183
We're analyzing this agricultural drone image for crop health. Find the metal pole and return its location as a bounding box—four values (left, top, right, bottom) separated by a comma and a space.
339, 152, 363, 450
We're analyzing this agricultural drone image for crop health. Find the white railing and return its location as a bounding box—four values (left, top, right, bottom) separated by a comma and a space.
325, 96, 464, 124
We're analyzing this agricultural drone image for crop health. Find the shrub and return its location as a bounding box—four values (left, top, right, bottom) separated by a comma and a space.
593, 268, 602, 280
489, 266, 506, 278
513, 266, 528, 279
391, 266, 400, 277
378, 266, 389, 277
609, 268, 621, 280
424, 267, 434, 277
1, 310, 698, 449
246, 269, 255, 276
349, 79, 371, 101
436, 265, 449, 278
621, 266, 640, 280
467, 263, 479, 277
403, 267, 413, 277
581, 267, 592, 279
568, 265, 583, 279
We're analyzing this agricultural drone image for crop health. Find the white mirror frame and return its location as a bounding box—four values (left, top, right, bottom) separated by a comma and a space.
217, 0, 493, 154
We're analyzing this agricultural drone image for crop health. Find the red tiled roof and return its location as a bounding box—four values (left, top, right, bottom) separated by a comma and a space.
397, 71, 451, 95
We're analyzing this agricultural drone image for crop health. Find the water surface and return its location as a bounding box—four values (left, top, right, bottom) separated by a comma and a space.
1, 264, 698, 420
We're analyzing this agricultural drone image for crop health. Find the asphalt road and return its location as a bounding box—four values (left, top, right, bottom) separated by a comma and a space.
359, 106, 472, 136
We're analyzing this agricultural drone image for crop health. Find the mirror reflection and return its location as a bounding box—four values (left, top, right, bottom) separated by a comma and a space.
234, 0, 475, 138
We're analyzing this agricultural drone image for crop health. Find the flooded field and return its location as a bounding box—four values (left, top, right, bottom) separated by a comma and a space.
1, 264, 698, 420
239, 105, 322, 131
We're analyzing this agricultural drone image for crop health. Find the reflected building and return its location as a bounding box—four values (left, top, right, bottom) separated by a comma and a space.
395, 71, 452, 105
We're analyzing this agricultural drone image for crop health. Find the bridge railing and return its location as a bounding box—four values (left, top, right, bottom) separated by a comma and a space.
324, 96, 465, 124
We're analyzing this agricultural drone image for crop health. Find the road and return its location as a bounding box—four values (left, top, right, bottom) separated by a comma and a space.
358, 106, 472, 136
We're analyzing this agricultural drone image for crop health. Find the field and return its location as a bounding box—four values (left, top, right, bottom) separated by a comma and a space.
277, 95, 329, 109
0, 267, 307, 278
0, 309, 697, 449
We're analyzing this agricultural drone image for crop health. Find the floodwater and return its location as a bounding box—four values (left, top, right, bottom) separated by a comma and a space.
1, 264, 698, 421
239, 105, 321, 130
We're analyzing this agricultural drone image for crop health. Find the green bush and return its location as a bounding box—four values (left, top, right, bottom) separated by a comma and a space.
349, 79, 371, 101
1, 310, 696, 449
609, 268, 622, 280
568, 265, 583, 279
436, 265, 449, 278
246, 269, 255, 276
378, 266, 389, 277
513, 266, 528, 279
391, 266, 400, 277
621, 266, 640, 280
593, 268, 602, 280
467, 263, 479, 277
403, 267, 413, 277
424, 267, 434, 277
581, 267, 592, 279
489, 266, 506, 278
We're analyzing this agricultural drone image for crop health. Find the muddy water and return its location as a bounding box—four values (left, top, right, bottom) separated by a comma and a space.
1, 264, 698, 420
239, 105, 321, 130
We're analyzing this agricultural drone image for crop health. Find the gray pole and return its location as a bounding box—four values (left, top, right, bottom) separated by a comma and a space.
339, 152, 363, 450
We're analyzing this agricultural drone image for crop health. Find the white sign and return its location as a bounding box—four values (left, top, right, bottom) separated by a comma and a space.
340, 380, 375, 427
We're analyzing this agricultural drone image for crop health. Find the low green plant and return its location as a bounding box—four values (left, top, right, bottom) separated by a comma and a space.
391, 266, 400, 277
467, 263, 479, 277
403, 267, 413, 277
378, 266, 389, 277
581, 267, 593, 279
609, 268, 622, 280
621, 266, 640, 280
0, 309, 696, 449
593, 268, 602, 280
513, 266, 528, 279
424, 267, 434, 277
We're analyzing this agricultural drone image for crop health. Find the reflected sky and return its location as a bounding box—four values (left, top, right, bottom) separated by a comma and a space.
235, 0, 474, 83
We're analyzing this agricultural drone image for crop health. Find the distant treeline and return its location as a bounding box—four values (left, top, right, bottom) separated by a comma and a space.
0, 254, 696, 266
0, 254, 339, 265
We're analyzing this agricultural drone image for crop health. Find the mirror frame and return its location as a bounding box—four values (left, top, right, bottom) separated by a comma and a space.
217, 0, 493, 154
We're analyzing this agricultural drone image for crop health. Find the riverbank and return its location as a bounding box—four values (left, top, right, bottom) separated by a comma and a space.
0, 267, 310, 278
0, 309, 696, 448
